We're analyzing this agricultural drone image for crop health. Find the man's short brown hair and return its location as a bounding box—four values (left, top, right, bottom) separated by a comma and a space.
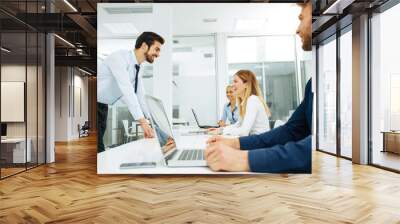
297, 0, 311, 7
135, 32, 165, 49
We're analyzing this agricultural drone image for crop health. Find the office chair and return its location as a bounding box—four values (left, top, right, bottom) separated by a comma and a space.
78, 121, 90, 138
122, 120, 136, 143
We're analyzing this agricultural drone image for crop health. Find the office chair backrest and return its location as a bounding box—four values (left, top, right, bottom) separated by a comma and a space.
82, 121, 90, 129
122, 120, 130, 135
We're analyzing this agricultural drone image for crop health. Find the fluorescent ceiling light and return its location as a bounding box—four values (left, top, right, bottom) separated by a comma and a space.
54, 34, 75, 48
104, 6, 153, 14
104, 23, 139, 35
78, 67, 92, 76
235, 19, 267, 31
323, 0, 355, 14
1, 47, 11, 53
203, 18, 217, 23
63, 0, 78, 12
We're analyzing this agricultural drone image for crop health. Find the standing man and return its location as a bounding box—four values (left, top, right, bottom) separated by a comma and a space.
97, 32, 165, 153
205, 0, 313, 172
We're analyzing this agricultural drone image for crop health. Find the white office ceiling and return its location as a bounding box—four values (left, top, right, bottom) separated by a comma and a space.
172, 3, 300, 36
98, 3, 301, 38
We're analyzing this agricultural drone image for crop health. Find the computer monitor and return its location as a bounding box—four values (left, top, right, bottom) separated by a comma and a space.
1, 123, 7, 137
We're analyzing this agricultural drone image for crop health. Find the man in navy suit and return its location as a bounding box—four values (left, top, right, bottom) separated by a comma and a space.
205, 0, 313, 173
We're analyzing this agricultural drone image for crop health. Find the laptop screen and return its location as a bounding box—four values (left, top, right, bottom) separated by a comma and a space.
191, 109, 200, 126
145, 96, 177, 157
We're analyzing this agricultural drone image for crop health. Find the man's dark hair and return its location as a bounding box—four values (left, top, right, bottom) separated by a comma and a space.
297, 0, 310, 6
135, 32, 165, 49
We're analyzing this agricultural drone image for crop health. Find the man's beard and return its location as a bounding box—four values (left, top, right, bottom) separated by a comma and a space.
302, 35, 312, 51
145, 51, 154, 63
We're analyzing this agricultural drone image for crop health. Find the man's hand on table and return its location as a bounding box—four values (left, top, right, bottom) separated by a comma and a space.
204, 142, 250, 172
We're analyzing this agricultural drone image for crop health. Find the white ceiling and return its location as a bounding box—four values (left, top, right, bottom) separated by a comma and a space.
98, 3, 301, 38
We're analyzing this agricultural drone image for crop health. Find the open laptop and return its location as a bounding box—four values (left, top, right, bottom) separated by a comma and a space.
146, 96, 207, 167
191, 109, 219, 129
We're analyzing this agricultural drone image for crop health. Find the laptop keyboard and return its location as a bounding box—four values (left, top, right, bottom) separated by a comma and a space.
177, 149, 204, 161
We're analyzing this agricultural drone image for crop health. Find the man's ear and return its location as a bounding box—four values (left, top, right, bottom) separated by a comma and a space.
141, 42, 149, 51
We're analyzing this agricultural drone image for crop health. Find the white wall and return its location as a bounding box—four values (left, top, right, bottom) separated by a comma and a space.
55, 67, 89, 141
172, 36, 218, 124
175, 75, 217, 125
152, 4, 173, 122
71, 74, 89, 138
55, 67, 68, 141
1, 65, 37, 138
1, 66, 26, 131
216, 33, 228, 121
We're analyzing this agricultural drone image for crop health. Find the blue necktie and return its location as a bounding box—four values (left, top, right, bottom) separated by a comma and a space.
134, 64, 140, 93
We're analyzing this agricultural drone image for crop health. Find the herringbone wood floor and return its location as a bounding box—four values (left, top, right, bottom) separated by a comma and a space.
0, 135, 400, 224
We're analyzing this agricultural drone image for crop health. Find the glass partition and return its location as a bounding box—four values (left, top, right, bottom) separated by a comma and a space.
370, 3, 400, 171
1, 30, 28, 177
227, 35, 306, 124
339, 28, 352, 158
0, 1, 47, 179
27, 30, 38, 169
317, 36, 337, 154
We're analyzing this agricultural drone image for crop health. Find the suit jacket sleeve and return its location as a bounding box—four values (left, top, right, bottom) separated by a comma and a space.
247, 136, 311, 173
239, 81, 311, 150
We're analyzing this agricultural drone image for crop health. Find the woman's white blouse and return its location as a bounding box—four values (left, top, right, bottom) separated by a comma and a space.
222, 95, 270, 136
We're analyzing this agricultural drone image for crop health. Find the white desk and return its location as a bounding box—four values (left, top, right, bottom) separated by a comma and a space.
1, 138, 31, 163
97, 128, 253, 174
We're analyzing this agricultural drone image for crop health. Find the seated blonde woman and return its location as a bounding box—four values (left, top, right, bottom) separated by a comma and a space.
211, 70, 271, 136
218, 85, 239, 127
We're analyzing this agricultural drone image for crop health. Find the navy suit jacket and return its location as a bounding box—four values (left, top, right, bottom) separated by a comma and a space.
239, 79, 313, 173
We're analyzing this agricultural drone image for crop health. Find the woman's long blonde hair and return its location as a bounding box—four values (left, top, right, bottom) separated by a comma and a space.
235, 70, 272, 119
